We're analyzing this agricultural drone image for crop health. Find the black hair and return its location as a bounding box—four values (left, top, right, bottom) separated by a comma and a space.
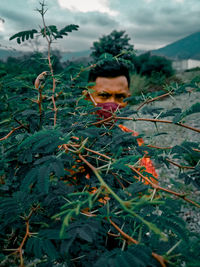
88, 59, 130, 87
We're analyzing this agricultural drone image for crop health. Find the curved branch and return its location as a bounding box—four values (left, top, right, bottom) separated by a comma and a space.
92, 116, 200, 133
8, 205, 39, 266
166, 158, 195, 169
109, 219, 167, 267
129, 165, 200, 208
40, 2, 57, 126
146, 144, 200, 153
117, 117, 200, 134
136, 92, 172, 111
0, 126, 23, 141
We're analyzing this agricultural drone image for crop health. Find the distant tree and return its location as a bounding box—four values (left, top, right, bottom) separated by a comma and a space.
4, 50, 64, 76
90, 30, 135, 61
133, 52, 174, 78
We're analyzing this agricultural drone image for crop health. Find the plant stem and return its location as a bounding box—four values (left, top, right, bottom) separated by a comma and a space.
109, 219, 167, 267
40, 1, 57, 126
129, 166, 200, 208
92, 116, 200, 133
166, 158, 195, 169
79, 153, 166, 238
136, 92, 172, 111
8, 205, 39, 266
0, 126, 23, 141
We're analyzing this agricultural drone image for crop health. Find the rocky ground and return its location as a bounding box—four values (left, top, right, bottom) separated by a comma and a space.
124, 87, 200, 233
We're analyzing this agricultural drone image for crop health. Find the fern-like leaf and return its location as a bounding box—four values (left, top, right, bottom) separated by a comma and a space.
9, 29, 38, 43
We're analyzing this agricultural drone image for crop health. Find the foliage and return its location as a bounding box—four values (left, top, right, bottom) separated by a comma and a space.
90, 30, 175, 89
0, 2, 200, 267
90, 30, 135, 62
9, 25, 79, 44
0, 50, 64, 76
129, 52, 176, 95
133, 52, 174, 78
129, 72, 181, 96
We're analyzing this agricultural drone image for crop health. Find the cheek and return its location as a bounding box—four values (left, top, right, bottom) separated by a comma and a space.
120, 102, 127, 108
91, 95, 106, 104
115, 98, 127, 106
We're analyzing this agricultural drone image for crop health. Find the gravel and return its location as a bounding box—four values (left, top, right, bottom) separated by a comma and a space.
124, 90, 200, 233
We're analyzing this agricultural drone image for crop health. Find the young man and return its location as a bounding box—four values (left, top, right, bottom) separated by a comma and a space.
87, 60, 158, 184
87, 60, 131, 119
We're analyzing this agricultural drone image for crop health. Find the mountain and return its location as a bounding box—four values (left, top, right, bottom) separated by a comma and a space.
151, 31, 200, 60
0, 48, 24, 60
0, 47, 91, 62
61, 50, 90, 62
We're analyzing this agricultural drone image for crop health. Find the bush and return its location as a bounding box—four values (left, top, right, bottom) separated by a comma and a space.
133, 52, 174, 78
0, 3, 200, 267
90, 30, 135, 62
130, 73, 149, 96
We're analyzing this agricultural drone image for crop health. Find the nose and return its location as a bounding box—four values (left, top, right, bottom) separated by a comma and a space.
109, 96, 115, 103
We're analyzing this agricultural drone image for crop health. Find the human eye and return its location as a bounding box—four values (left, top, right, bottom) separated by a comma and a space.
116, 94, 126, 100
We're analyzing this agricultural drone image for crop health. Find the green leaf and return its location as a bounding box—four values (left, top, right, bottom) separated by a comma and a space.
173, 102, 200, 123
37, 165, 50, 194
19, 129, 62, 153
126, 181, 148, 195
77, 225, 93, 242
39, 229, 67, 240
185, 102, 200, 116
59, 24, 79, 35
18, 148, 33, 163
94, 245, 152, 267
43, 239, 59, 260
9, 29, 38, 43
20, 167, 39, 191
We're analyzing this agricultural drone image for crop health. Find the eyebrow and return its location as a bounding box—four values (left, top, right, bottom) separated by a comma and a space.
98, 92, 111, 96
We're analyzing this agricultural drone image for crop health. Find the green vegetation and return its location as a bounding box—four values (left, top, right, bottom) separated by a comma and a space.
90, 30, 135, 62
0, 2, 200, 267
90, 31, 175, 96
133, 52, 174, 78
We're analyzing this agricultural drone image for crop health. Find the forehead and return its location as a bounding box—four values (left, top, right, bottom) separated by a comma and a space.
93, 76, 129, 94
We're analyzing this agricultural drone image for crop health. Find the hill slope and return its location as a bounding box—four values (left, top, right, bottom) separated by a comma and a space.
0, 48, 91, 62
0, 48, 24, 61
152, 31, 200, 60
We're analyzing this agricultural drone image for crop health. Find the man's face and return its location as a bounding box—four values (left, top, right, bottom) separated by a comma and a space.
90, 76, 130, 108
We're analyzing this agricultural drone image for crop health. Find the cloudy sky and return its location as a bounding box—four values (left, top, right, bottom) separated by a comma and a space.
0, 0, 200, 53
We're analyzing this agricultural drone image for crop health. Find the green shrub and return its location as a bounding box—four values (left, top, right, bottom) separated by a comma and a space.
130, 73, 149, 95
0, 3, 200, 267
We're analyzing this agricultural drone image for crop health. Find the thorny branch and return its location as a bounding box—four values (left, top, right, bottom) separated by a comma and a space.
0, 126, 23, 141
14, 118, 29, 132
109, 219, 167, 267
81, 204, 167, 266
136, 91, 172, 111
166, 158, 195, 169
91, 116, 200, 133
129, 166, 200, 208
146, 144, 200, 153
39, 1, 57, 126
60, 140, 200, 208
7, 205, 40, 267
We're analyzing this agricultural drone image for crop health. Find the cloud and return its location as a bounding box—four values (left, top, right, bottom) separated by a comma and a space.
0, 0, 120, 52
74, 12, 118, 27
0, 0, 200, 52
58, 0, 118, 16
0, 20, 5, 33
107, 0, 200, 49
